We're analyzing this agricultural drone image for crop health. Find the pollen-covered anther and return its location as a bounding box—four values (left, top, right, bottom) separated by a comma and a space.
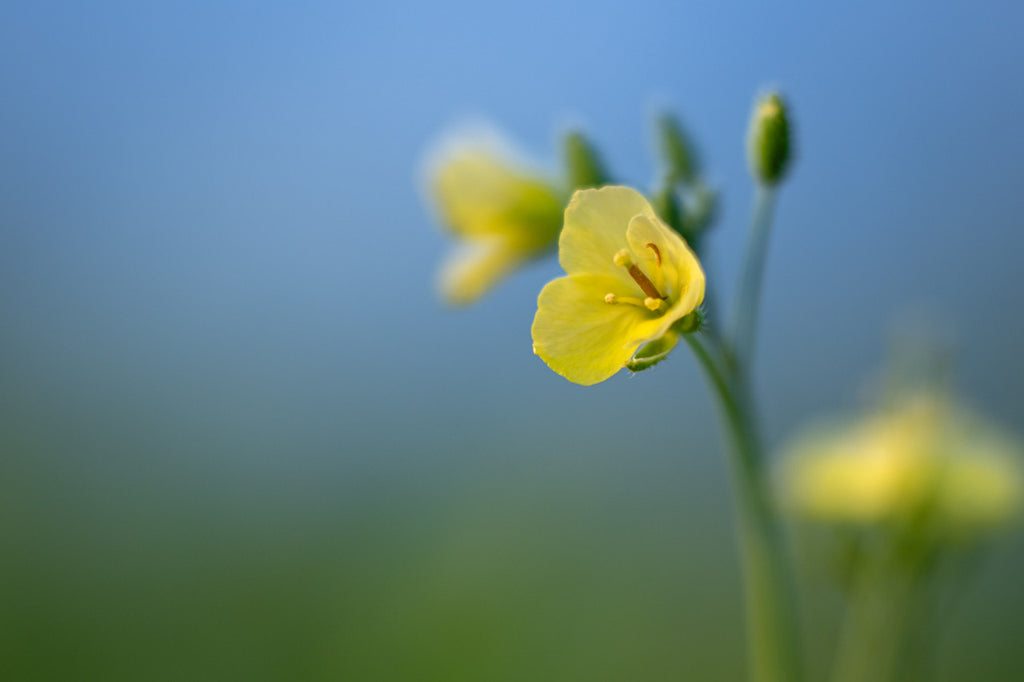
604, 292, 647, 307
613, 249, 633, 268
644, 297, 664, 312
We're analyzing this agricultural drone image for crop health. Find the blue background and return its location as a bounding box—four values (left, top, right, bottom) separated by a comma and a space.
2, 1, 1023, 679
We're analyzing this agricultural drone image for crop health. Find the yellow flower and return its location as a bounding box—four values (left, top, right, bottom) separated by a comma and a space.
531, 186, 706, 385
427, 136, 565, 305
780, 393, 1023, 536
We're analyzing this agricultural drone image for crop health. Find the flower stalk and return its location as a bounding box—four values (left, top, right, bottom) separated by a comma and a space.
686, 328, 803, 682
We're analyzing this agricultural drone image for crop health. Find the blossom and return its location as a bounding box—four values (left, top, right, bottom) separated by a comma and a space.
426, 135, 565, 305
780, 393, 1023, 537
531, 186, 706, 385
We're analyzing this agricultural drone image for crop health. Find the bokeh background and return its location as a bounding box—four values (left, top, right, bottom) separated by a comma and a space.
2, 1, 1023, 680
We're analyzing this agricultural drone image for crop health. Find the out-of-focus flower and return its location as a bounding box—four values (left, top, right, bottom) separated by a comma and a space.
426, 133, 565, 305
531, 186, 705, 386
780, 393, 1023, 538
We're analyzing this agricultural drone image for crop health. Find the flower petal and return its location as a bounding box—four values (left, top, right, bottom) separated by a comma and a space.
433, 151, 563, 245
626, 213, 705, 308
558, 186, 657, 284
438, 238, 527, 306
532, 274, 651, 385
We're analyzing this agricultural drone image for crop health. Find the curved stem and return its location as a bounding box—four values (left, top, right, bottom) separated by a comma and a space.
685, 332, 802, 682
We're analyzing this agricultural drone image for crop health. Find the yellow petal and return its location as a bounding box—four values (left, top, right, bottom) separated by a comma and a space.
626, 213, 704, 306
432, 151, 563, 246
532, 274, 651, 385
939, 453, 1023, 529
782, 433, 933, 523
780, 395, 1024, 533
438, 238, 527, 306
558, 186, 655, 285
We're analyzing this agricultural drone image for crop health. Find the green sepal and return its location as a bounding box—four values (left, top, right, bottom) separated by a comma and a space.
673, 307, 705, 335
626, 330, 680, 372
563, 131, 610, 190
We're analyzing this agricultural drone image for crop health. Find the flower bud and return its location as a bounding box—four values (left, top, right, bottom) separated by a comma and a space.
656, 113, 698, 184
563, 131, 609, 190
651, 183, 682, 233
747, 92, 791, 186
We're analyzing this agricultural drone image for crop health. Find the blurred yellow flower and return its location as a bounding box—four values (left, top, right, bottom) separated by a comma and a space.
780, 394, 1023, 537
531, 186, 705, 385
426, 135, 565, 305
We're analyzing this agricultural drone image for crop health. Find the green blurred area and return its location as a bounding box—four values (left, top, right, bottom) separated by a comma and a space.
0, 436, 741, 680
2, 395, 1022, 681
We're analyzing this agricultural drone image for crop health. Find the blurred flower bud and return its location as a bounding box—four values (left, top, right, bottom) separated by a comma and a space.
656, 113, 698, 184
747, 92, 791, 186
562, 130, 609, 190
651, 183, 683, 232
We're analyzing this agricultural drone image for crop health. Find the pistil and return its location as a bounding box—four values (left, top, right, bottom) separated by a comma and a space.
613, 249, 665, 300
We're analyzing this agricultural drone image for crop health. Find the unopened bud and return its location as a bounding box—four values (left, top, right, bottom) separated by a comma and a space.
651, 184, 683, 234
563, 131, 609, 189
747, 92, 791, 186
657, 113, 698, 184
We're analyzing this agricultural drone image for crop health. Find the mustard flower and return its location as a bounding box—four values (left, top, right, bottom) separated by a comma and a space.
780, 393, 1023, 536
426, 134, 565, 305
531, 186, 706, 385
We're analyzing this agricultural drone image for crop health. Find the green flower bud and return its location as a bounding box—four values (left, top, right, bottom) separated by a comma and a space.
563, 131, 609, 190
747, 92, 791, 186
656, 113, 698, 184
651, 183, 683, 234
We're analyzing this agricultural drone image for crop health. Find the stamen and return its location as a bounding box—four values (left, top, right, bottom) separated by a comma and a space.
613, 248, 666, 301
627, 265, 663, 300
644, 297, 664, 311
604, 293, 647, 307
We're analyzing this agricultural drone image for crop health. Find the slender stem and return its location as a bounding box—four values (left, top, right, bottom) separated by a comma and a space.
685, 333, 802, 682
731, 186, 777, 371
831, 569, 920, 682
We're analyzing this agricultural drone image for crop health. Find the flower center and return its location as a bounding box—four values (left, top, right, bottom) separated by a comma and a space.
604, 246, 667, 312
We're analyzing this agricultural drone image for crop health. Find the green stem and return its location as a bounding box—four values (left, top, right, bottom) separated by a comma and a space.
831, 568, 920, 682
731, 186, 777, 372
685, 333, 802, 682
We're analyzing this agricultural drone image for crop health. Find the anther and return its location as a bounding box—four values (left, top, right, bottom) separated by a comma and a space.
644, 297, 664, 312
604, 293, 647, 307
